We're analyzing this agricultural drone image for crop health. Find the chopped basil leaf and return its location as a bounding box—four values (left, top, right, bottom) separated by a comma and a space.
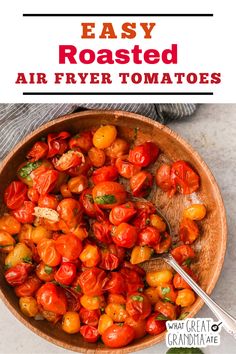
44, 265, 53, 275
156, 314, 170, 321
131, 295, 144, 302
163, 297, 172, 303
146, 218, 151, 225
4, 264, 11, 270
19, 161, 42, 178
0, 244, 13, 249
161, 287, 170, 295
182, 258, 192, 267
166, 348, 203, 354
117, 322, 124, 327
74, 285, 81, 293
178, 312, 190, 320
23, 256, 32, 264
94, 194, 117, 205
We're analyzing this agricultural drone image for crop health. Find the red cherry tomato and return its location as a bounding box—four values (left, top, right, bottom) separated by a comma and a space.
145, 312, 167, 335
34, 169, 59, 195
112, 223, 137, 248
14, 275, 42, 297
79, 308, 100, 326
55, 234, 82, 261
63, 287, 81, 312
132, 210, 150, 231
103, 272, 126, 294
12, 201, 35, 223
5, 263, 32, 287
27, 188, 40, 203
78, 267, 106, 296
69, 131, 93, 152
27, 141, 48, 162
102, 323, 135, 348
156, 164, 175, 196
125, 317, 147, 339
171, 245, 195, 265
126, 293, 151, 321
109, 202, 137, 226
37, 239, 62, 267
80, 325, 100, 343
92, 181, 126, 209
99, 244, 124, 271
155, 301, 177, 320
120, 268, 144, 294
154, 232, 172, 254
55, 150, 84, 171
57, 198, 83, 229
67, 156, 92, 177
38, 194, 59, 210
54, 262, 77, 286
170, 161, 200, 195
128, 142, 159, 167
173, 266, 198, 290
80, 188, 97, 218
115, 157, 141, 179
92, 166, 118, 185
130, 171, 153, 197
4, 181, 28, 210
36, 282, 67, 315
92, 220, 113, 244
47, 131, 71, 158
138, 226, 161, 247
179, 218, 199, 244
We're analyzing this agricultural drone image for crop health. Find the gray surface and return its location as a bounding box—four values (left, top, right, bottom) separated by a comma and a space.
0, 104, 235, 354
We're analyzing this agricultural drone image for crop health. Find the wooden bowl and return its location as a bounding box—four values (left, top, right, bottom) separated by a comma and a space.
0, 110, 227, 353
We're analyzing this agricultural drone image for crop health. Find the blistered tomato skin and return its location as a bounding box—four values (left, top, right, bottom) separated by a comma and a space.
1, 125, 203, 348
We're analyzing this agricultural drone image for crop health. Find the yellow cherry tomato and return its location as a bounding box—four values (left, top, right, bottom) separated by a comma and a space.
79, 244, 100, 267
146, 269, 173, 287
183, 204, 207, 221
62, 311, 81, 334
144, 287, 160, 304
80, 295, 105, 310
150, 214, 166, 232
0, 215, 21, 235
176, 289, 196, 307
31, 226, 52, 244
5, 243, 32, 267
130, 246, 152, 264
105, 303, 128, 322
18, 224, 34, 243
19, 296, 38, 317
93, 125, 117, 149
98, 314, 113, 335
0, 231, 15, 253
88, 147, 106, 167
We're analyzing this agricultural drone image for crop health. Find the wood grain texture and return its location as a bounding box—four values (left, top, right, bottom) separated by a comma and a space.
0, 110, 227, 353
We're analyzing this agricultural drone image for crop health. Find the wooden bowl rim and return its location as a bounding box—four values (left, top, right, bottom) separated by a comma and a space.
0, 110, 227, 353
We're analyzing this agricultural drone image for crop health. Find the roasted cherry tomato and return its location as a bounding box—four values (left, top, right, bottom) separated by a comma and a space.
36, 282, 67, 315
176, 289, 196, 307
79, 244, 100, 267
80, 325, 100, 343
155, 300, 177, 320
157, 283, 177, 303
27, 188, 40, 203
120, 268, 144, 295
69, 131, 93, 152
34, 169, 59, 195
138, 226, 160, 247
93, 125, 117, 150
88, 147, 106, 167
183, 204, 207, 221
130, 246, 152, 264
78, 267, 106, 296
105, 138, 129, 158
130, 171, 153, 197
47, 131, 70, 158
54, 262, 77, 286
12, 201, 35, 224
99, 249, 120, 271
0, 215, 21, 235
55, 150, 84, 172
57, 198, 83, 229
92, 181, 126, 209
27, 141, 48, 161
98, 314, 114, 335
125, 317, 147, 339
102, 323, 135, 348
79, 308, 100, 327
4, 243, 32, 268
19, 296, 39, 317
55, 233, 82, 261
4, 181, 28, 210
115, 157, 141, 179
92, 220, 113, 244
170, 160, 200, 195
154, 232, 172, 254
92, 166, 118, 185
15, 275, 42, 297
80, 188, 98, 218
0, 231, 16, 253
36, 262, 56, 282
68, 175, 88, 194
105, 303, 128, 322
62, 311, 81, 334
156, 164, 175, 196
5, 263, 32, 287
103, 272, 126, 294
126, 293, 151, 321
38, 194, 59, 210
173, 266, 197, 290
145, 312, 167, 335
109, 202, 137, 226
171, 245, 195, 265
128, 142, 159, 167
112, 223, 137, 248
37, 239, 62, 267
179, 218, 199, 244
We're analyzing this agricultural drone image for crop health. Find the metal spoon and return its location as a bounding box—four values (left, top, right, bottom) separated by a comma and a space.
144, 207, 236, 338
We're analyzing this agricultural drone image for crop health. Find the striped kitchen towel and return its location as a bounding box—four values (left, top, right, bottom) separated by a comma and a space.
0, 103, 196, 160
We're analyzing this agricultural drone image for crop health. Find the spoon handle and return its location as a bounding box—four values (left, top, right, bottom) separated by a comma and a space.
163, 253, 236, 338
